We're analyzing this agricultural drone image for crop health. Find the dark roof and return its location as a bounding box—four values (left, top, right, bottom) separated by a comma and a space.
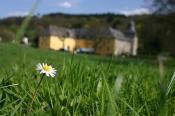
109, 28, 135, 41
43, 25, 135, 40
44, 25, 70, 37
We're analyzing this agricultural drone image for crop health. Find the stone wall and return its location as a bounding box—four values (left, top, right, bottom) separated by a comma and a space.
114, 39, 132, 55
75, 39, 94, 48
39, 35, 137, 56
95, 39, 115, 55
49, 36, 64, 50
39, 36, 50, 49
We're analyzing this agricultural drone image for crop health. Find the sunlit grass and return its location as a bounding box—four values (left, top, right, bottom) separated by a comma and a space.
0, 43, 175, 115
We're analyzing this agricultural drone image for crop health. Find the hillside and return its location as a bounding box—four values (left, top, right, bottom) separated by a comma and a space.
0, 13, 175, 55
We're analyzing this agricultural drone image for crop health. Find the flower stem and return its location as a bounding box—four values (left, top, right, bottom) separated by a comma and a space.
28, 74, 45, 113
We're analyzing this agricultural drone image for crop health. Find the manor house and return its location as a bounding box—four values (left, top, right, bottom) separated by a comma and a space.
39, 21, 138, 56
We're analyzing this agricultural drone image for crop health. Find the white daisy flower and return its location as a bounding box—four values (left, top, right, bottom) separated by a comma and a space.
36, 63, 56, 77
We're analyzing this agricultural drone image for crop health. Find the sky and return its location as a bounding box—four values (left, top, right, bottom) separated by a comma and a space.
0, 0, 151, 18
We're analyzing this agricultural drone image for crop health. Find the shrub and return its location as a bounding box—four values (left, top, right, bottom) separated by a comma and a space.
0, 28, 15, 42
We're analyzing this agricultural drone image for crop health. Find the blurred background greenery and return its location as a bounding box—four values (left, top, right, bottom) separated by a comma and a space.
0, 0, 175, 56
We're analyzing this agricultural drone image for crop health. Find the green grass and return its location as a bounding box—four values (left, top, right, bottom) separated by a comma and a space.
0, 43, 175, 115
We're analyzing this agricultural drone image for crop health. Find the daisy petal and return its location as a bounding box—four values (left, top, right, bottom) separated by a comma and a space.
36, 63, 57, 77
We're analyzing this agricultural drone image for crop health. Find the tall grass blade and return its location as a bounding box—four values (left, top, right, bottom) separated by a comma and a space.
0, 84, 19, 89
15, 0, 40, 44
119, 98, 140, 116
103, 73, 117, 116
11, 94, 27, 116
166, 72, 175, 96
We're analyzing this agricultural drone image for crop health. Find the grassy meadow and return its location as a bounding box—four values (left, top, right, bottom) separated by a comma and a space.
0, 43, 175, 115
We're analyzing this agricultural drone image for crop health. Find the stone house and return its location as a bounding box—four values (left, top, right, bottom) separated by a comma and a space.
39, 22, 138, 56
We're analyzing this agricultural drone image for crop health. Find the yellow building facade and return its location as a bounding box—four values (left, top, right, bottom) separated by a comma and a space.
39, 36, 94, 52
39, 25, 138, 56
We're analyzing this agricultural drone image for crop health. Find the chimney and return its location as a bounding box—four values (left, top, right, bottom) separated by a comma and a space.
130, 19, 138, 56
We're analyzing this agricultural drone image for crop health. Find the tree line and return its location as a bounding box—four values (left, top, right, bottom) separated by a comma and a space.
0, 12, 175, 56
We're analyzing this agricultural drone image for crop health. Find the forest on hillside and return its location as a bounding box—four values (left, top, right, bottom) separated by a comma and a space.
0, 12, 175, 56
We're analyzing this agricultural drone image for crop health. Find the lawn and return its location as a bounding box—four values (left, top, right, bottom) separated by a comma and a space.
0, 43, 175, 115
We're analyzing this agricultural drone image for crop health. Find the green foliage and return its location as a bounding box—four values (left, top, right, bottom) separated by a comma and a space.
0, 13, 128, 46
0, 28, 15, 42
136, 13, 175, 55
15, 0, 39, 44
0, 12, 175, 55
150, 0, 175, 13
0, 43, 175, 115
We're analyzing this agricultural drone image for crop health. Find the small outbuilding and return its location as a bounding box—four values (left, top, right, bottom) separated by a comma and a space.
21, 36, 29, 45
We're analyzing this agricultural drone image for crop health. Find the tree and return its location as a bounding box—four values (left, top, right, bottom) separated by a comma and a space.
150, 0, 175, 13
0, 28, 15, 42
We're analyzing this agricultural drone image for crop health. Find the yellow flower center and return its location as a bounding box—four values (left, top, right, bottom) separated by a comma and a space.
43, 64, 50, 71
